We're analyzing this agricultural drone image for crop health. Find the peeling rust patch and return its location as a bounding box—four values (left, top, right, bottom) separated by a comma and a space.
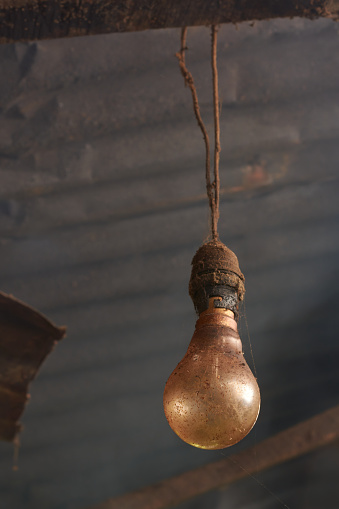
0, 291, 66, 442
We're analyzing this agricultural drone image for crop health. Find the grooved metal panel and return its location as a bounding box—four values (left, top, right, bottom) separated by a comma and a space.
0, 17, 338, 509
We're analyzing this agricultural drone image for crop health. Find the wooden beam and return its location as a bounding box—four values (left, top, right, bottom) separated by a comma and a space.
89, 405, 339, 509
0, 0, 339, 44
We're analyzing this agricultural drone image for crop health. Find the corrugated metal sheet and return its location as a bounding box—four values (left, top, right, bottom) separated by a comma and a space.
0, 17, 338, 509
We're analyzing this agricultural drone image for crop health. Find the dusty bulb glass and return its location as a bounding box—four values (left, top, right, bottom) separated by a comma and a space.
163, 298, 260, 450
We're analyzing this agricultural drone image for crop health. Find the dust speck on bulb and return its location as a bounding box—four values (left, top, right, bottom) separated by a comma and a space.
163, 241, 260, 450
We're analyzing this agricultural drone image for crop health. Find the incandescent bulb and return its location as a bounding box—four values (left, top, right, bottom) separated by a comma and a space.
163, 240, 260, 450
163, 298, 260, 450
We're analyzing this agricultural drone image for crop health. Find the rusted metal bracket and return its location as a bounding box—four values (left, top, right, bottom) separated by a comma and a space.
0, 0, 339, 44
89, 404, 339, 509
0, 291, 65, 442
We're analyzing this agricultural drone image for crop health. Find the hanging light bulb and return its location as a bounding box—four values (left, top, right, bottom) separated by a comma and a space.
164, 27, 260, 449
163, 241, 260, 450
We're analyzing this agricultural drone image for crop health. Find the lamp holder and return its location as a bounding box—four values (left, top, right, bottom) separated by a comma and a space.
189, 240, 245, 320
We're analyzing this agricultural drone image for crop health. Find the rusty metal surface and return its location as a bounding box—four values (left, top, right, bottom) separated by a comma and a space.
0, 0, 338, 43
90, 405, 339, 509
0, 16, 338, 509
0, 292, 65, 441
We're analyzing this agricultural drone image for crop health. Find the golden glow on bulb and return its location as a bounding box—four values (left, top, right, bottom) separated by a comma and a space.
163, 298, 260, 450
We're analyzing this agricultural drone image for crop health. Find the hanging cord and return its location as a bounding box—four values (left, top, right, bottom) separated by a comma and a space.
176, 26, 221, 241
211, 25, 220, 240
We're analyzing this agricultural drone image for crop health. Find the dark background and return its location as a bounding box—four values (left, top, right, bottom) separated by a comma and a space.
0, 17, 338, 509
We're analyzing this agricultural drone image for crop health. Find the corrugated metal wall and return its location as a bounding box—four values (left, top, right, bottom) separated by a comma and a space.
0, 17, 338, 509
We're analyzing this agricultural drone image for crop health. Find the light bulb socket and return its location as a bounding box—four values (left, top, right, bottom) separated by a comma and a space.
197, 284, 239, 315
189, 240, 245, 319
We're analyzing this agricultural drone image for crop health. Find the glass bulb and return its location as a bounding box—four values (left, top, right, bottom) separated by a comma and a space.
163, 298, 260, 450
